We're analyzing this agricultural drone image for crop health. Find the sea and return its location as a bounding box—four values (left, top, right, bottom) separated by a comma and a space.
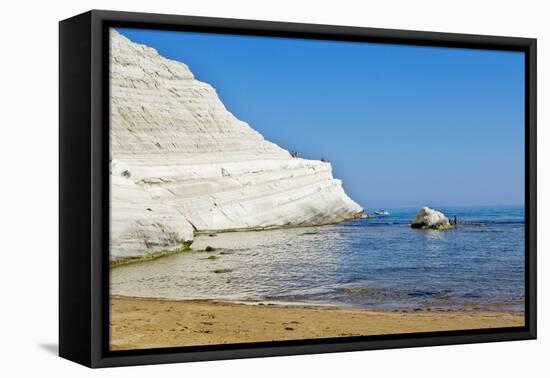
110, 205, 525, 312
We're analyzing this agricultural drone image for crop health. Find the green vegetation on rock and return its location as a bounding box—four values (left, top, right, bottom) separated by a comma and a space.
421, 224, 452, 231
110, 241, 192, 268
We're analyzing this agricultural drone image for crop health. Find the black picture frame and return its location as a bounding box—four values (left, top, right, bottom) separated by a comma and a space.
59, 9, 537, 368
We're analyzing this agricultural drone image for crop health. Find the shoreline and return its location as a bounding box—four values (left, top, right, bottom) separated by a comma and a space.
110, 295, 525, 351
110, 217, 362, 268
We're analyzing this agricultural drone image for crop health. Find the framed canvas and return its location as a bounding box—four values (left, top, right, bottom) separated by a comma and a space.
59, 10, 537, 368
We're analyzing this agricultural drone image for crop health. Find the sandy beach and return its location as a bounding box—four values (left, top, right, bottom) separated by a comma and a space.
110, 296, 524, 351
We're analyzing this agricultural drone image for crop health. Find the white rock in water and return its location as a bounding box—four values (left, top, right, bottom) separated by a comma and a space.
411, 207, 451, 230
109, 30, 363, 260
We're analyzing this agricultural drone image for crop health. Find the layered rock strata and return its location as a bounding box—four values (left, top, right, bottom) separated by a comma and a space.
109, 29, 363, 260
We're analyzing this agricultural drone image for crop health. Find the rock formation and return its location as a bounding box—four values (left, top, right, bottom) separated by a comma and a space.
410, 207, 451, 230
109, 29, 363, 261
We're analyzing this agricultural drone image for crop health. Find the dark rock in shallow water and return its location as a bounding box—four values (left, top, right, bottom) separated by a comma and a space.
213, 268, 233, 274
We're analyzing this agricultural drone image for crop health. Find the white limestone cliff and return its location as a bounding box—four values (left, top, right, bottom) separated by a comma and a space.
109, 29, 363, 261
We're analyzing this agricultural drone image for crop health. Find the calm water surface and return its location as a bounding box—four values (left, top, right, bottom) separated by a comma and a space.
111, 206, 525, 312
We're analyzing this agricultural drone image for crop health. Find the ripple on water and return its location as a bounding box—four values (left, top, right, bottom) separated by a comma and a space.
111, 207, 525, 312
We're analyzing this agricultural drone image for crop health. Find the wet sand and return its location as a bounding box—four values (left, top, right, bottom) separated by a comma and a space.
110, 296, 524, 351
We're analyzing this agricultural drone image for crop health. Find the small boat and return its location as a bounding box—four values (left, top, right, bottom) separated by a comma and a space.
374, 210, 390, 216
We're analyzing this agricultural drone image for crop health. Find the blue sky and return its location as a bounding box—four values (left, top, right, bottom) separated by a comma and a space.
115, 28, 525, 209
